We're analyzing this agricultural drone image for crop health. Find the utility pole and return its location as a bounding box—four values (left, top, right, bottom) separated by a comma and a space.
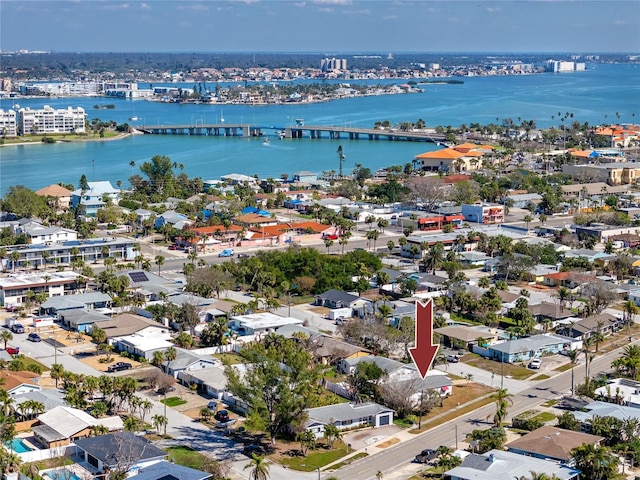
418, 389, 424, 430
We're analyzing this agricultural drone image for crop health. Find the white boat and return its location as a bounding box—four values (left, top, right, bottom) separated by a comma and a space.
262, 137, 270, 146
128, 116, 139, 121
220, 109, 225, 123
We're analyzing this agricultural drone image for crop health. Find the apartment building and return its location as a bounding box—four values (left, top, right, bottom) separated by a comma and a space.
17, 105, 86, 135
461, 203, 505, 224
0, 109, 18, 137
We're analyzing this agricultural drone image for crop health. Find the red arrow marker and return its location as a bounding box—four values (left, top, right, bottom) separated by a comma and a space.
409, 299, 439, 379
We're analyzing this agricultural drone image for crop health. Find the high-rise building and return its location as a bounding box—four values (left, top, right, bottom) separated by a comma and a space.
321, 58, 347, 72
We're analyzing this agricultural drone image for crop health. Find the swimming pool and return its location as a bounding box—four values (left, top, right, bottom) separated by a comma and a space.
4, 438, 34, 454
43, 470, 81, 480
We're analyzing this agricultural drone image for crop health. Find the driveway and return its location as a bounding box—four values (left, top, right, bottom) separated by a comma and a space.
342, 425, 403, 451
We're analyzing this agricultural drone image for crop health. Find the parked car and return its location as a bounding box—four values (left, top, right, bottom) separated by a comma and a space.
157, 386, 176, 395
10, 323, 25, 334
5, 346, 20, 355
414, 449, 438, 464
5, 305, 19, 312
27, 333, 41, 342
446, 354, 460, 363
218, 248, 234, 257
107, 362, 132, 372
168, 244, 179, 250
214, 409, 229, 421
528, 358, 542, 369
216, 418, 237, 429
237, 253, 250, 258
207, 401, 218, 410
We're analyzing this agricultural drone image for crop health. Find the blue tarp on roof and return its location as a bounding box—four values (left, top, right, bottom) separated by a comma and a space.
589, 151, 601, 157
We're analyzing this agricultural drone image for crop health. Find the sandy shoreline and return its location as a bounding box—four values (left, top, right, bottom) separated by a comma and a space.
0, 132, 132, 147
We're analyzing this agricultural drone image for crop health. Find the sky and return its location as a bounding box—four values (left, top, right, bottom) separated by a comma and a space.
1, 0, 639, 54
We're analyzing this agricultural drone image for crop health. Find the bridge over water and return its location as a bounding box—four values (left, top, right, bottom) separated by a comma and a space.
135, 123, 447, 144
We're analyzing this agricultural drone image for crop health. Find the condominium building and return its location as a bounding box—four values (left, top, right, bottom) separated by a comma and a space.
320, 58, 347, 71
0, 109, 18, 137
17, 105, 86, 135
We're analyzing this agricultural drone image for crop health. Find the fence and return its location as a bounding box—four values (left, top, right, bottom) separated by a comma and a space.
18, 444, 76, 463
323, 379, 352, 400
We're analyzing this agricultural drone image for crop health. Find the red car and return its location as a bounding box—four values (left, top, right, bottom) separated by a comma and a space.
168, 244, 179, 250
5, 346, 20, 355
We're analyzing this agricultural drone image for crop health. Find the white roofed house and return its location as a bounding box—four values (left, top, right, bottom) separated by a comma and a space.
229, 312, 303, 337
31, 406, 123, 449
304, 402, 394, 439
162, 347, 219, 379
0, 272, 81, 308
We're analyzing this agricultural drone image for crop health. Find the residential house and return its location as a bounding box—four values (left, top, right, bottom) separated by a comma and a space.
233, 212, 278, 229
95, 313, 171, 344
306, 333, 370, 366
542, 271, 598, 291
57, 310, 111, 333
415, 143, 492, 172
506, 425, 603, 464
71, 181, 120, 216
304, 402, 394, 439
183, 224, 243, 251
445, 449, 580, 480
229, 312, 303, 336
293, 171, 318, 183
0, 370, 40, 396
154, 210, 192, 231
123, 461, 212, 480
35, 184, 73, 210
32, 406, 123, 449
162, 348, 219, 379
594, 378, 640, 407
572, 400, 640, 425
457, 251, 492, 267
556, 313, 621, 341
484, 333, 575, 363
20, 223, 77, 245
528, 302, 575, 325
120, 270, 183, 302
501, 192, 542, 209
74, 431, 166, 473
117, 328, 174, 360
315, 289, 368, 316
435, 325, 501, 350
41, 291, 112, 315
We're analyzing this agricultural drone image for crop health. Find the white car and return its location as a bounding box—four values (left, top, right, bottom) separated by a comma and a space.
528, 358, 542, 369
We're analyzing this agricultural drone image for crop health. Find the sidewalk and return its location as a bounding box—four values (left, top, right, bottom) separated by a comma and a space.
321, 391, 495, 472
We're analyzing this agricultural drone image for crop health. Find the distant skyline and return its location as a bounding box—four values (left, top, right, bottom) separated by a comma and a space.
1, 1, 639, 54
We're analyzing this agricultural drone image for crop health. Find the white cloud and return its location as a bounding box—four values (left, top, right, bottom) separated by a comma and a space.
178, 3, 209, 11
318, 7, 335, 12
344, 8, 371, 15
294, 1, 306, 5
312, 0, 352, 4
383, 14, 398, 20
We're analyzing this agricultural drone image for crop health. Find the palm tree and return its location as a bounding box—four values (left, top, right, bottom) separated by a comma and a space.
568, 349, 580, 396
154, 255, 165, 275
244, 453, 270, 480
493, 388, 512, 427
152, 414, 167, 435
9, 250, 20, 272
422, 242, 444, 274
1, 330, 13, 349
50, 363, 65, 388
323, 423, 342, 448
163, 346, 177, 435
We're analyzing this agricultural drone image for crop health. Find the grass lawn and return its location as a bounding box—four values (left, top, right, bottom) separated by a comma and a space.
531, 374, 550, 380
165, 446, 211, 470
18, 356, 49, 372
541, 399, 558, 407
531, 411, 556, 423
394, 417, 415, 428
464, 355, 533, 380
277, 442, 350, 472
212, 352, 245, 365
554, 363, 574, 372
161, 397, 187, 407
328, 451, 368, 470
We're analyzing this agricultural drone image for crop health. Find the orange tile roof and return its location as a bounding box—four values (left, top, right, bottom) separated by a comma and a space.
570, 150, 593, 157
35, 184, 73, 197
415, 148, 465, 160
0, 370, 39, 392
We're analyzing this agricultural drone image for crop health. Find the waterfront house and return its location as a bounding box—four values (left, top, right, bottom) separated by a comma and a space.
35, 184, 73, 210
70, 181, 120, 216
445, 449, 580, 480
32, 406, 123, 449
304, 402, 394, 439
